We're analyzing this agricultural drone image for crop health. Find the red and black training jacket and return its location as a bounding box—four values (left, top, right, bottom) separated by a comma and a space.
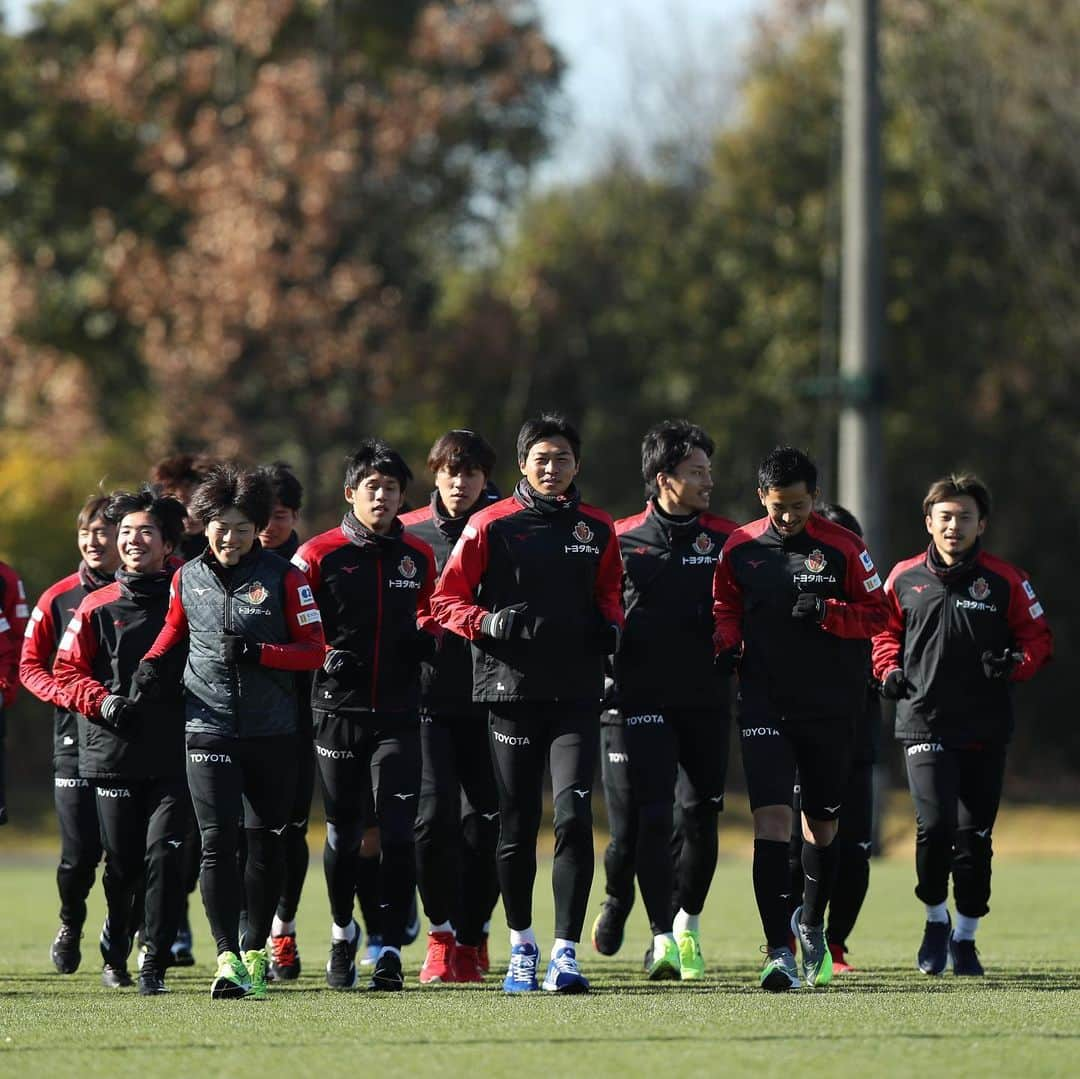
0, 560, 29, 708
712, 512, 889, 721
430, 484, 624, 704
872, 546, 1053, 744
20, 566, 110, 769
293, 515, 437, 717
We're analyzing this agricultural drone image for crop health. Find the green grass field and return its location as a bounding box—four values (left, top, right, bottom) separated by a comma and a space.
1, 853, 1078, 1078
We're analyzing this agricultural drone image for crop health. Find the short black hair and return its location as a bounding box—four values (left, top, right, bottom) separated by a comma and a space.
758, 446, 818, 493
817, 502, 863, 538
104, 485, 187, 549
923, 473, 992, 520
427, 430, 497, 478
257, 461, 303, 512
641, 420, 715, 496
516, 412, 581, 465
77, 491, 114, 530
344, 439, 413, 492
188, 465, 274, 531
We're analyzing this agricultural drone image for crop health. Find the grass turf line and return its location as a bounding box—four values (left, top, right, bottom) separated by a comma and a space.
0, 858, 1077, 1078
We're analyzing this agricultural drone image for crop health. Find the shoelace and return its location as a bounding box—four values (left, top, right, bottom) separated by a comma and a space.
272, 935, 297, 965
427, 938, 452, 966
549, 949, 579, 975
509, 947, 538, 981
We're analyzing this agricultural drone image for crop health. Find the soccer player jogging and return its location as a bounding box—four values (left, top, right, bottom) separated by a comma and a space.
871, 474, 1052, 975
0, 556, 30, 826
52, 488, 189, 994
293, 440, 438, 992
712, 447, 888, 991
140, 465, 326, 1000
431, 413, 624, 995
400, 430, 501, 984
253, 462, 315, 981
592, 421, 737, 980
785, 503, 882, 973
20, 495, 118, 974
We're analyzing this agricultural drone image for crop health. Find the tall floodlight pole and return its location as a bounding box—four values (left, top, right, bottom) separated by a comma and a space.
839, 0, 884, 565
840, 0, 886, 850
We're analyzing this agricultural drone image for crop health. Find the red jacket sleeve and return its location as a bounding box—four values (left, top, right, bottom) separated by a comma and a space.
1005, 570, 1053, 682
291, 541, 323, 593
429, 521, 492, 641
143, 575, 190, 660
871, 564, 907, 679
259, 567, 327, 671
711, 544, 744, 653
52, 601, 109, 719
415, 551, 443, 639
19, 594, 67, 707
821, 541, 889, 640
0, 563, 29, 706
595, 526, 625, 629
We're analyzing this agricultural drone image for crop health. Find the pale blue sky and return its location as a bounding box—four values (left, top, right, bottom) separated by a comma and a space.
3, 0, 762, 180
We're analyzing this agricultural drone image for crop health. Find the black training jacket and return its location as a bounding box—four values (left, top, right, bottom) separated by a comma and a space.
872, 546, 1053, 744
614, 500, 738, 709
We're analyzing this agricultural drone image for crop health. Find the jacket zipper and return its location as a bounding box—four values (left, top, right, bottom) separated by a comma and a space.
371, 553, 383, 709
224, 575, 240, 736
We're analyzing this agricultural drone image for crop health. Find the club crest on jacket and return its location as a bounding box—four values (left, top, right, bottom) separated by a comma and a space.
399, 555, 417, 580
573, 521, 594, 544
804, 549, 827, 574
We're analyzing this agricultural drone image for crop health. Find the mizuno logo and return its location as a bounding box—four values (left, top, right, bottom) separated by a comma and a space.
975, 828, 991, 838
393, 792, 416, 801
709, 796, 724, 804
748, 560, 766, 568
858, 841, 872, 851
194, 587, 211, 596
167, 839, 183, 849
482, 812, 500, 821
342, 565, 360, 574
824, 804, 840, 814
573, 789, 590, 799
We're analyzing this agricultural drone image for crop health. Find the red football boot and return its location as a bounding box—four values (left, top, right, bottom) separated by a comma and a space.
418, 930, 457, 984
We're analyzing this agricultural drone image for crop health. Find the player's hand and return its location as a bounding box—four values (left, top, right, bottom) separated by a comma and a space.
218, 633, 262, 665
714, 646, 741, 676
880, 669, 915, 700
131, 659, 161, 701
99, 694, 141, 736
404, 630, 439, 665
323, 648, 364, 681
791, 593, 826, 623
481, 603, 530, 641
981, 648, 1021, 680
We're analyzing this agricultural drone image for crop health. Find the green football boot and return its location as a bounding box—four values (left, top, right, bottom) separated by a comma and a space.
644, 936, 681, 981
243, 947, 270, 1000
676, 929, 705, 981
210, 950, 251, 1000
791, 906, 833, 987
759, 946, 800, 992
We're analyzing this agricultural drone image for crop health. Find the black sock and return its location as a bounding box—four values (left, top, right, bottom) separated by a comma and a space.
800, 840, 838, 927
753, 839, 792, 949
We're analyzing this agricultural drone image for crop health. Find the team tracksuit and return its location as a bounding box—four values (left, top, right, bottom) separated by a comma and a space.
602, 500, 737, 936
20, 564, 112, 935
53, 567, 188, 980
872, 543, 1052, 919
712, 512, 888, 948
430, 480, 624, 943
142, 544, 325, 956
401, 492, 500, 951
293, 513, 437, 949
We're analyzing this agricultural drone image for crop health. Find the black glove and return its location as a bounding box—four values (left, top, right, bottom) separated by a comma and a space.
218, 634, 262, 665
791, 593, 826, 623
880, 669, 915, 701
714, 646, 741, 676
480, 603, 530, 641
323, 649, 364, 681
131, 659, 161, 702
99, 694, 140, 737
982, 648, 1020, 680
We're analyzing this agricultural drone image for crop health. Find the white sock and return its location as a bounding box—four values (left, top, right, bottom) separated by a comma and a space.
552, 938, 577, 958
509, 927, 537, 949
673, 909, 700, 935
924, 902, 949, 925
654, 932, 676, 953
429, 920, 453, 935
378, 944, 401, 959
954, 914, 979, 941
272, 915, 295, 937
331, 920, 357, 943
